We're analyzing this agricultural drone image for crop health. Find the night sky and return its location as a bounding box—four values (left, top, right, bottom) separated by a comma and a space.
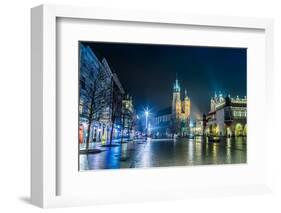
83, 42, 246, 120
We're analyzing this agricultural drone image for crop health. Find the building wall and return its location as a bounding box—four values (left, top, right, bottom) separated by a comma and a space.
205, 95, 247, 137
154, 113, 173, 138
79, 43, 125, 145
216, 108, 225, 136
121, 95, 135, 140
79, 43, 103, 144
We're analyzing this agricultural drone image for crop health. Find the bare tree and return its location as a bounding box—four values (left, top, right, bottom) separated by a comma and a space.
80, 70, 112, 152
108, 78, 123, 145
120, 102, 134, 143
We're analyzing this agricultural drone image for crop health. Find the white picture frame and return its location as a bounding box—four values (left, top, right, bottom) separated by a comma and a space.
31, 4, 274, 208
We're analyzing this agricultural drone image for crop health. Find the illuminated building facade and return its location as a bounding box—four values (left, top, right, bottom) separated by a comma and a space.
121, 94, 135, 140
171, 77, 191, 136
204, 92, 247, 137
79, 43, 124, 145
190, 120, 204, 136
154, 107, 173, 138
154, 77, 191, 138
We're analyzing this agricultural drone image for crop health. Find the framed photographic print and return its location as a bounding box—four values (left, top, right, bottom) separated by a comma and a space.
31, 4, 274, 208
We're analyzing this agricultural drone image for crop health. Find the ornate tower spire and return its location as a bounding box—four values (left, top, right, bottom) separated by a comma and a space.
173, 73, 180, 93
172, 74, 181, 119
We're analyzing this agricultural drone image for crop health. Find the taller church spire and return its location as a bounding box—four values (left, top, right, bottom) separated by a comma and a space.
173, 73, 181, 93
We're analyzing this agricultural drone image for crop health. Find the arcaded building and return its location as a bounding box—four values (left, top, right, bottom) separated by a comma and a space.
204, 93, 247, 137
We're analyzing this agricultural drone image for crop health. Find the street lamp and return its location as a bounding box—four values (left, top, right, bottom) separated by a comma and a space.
145, 109, 149, 130
144, 107, 150, 138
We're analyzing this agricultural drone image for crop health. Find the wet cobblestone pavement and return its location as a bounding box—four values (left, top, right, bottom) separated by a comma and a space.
79, 137, 247, 171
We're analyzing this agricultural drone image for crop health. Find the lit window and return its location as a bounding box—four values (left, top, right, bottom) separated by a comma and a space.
79, 99, 84, 114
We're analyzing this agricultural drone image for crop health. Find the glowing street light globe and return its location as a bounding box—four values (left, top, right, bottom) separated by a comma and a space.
145, 110, 149, 116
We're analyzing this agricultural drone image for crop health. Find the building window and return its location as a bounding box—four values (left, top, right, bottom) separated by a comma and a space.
79, 99, 83, 114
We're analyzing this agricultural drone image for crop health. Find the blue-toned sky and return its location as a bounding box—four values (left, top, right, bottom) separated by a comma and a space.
83, 42, 246, 119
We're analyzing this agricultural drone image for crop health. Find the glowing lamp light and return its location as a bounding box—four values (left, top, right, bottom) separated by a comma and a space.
144, 107, 150, 131
145, 110, 149, 117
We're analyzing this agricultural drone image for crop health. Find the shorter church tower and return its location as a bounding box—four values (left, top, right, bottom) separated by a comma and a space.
183, 89, 191, 119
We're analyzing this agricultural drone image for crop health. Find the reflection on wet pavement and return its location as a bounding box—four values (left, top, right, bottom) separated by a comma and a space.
79, 137, 246, 171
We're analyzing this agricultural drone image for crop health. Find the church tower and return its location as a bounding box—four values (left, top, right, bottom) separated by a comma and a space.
183, 89, 191, 119
172, 76, 181, 119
